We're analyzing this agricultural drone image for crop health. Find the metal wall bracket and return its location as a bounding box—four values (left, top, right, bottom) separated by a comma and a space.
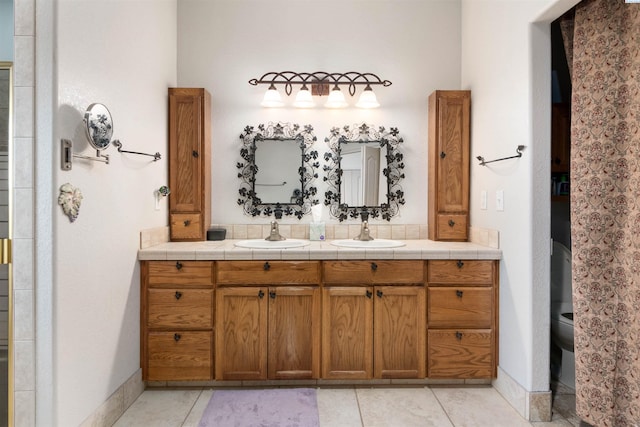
477, 145, 525, 166
61, 139, 109, 171
112, 140, 161, 161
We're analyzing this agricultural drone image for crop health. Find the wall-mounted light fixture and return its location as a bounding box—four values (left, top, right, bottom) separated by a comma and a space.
249, 71, 392, 109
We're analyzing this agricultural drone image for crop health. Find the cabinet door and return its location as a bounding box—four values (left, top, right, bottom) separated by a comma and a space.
268, 287, 320, 379
322, 287, 373, 379
374, 286, 426, 379
215, 287, 268, 380
169, 90, 203, 213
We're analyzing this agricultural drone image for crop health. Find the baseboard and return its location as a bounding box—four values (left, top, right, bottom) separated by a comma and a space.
492, 366, 552, 422
79, 369, 144, 427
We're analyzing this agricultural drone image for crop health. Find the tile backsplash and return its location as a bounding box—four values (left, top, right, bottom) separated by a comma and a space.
139, 224, 499, 249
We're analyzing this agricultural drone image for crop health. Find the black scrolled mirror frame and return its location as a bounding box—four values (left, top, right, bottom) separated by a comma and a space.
323, 123, 405, 221
237, 122, 319, 219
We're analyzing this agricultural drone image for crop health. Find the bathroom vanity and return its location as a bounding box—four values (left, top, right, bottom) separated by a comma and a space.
139, 240, 500, 385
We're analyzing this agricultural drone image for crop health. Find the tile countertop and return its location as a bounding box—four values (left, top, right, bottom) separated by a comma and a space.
137, 239, 501, 261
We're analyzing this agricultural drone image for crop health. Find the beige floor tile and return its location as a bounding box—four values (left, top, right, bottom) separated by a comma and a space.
551, 393, 581, 427
182, 389, 213, 427
113, 389, 202, 427
531, 410, 575, 426
432, 386, 531, 427
357, 387, 453, 427
317, 388, 362, 427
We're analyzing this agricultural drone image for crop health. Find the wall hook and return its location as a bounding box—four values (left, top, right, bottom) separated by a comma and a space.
477, 145, 525, 166
112, 140, 161, 161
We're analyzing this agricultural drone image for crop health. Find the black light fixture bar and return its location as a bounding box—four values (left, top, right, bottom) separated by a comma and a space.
249, 71, 392, 96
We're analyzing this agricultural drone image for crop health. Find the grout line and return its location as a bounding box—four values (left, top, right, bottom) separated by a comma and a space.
428, 386, 457, 427
354, 387, 366, 427
181, 388, 205, 427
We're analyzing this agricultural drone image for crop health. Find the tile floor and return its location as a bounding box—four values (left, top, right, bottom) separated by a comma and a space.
114, 382, 585, 427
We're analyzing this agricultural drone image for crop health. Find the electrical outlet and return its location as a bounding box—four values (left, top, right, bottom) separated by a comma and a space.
496, 190, 504, 211
480, 190, 487, 210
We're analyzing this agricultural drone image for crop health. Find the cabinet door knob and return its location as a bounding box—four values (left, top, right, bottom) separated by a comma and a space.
192, 150, 199, 158
440, 151, 446, 159
456, 290, 463, 298
263, 261, 270, 271
456, 260, 464, 269
175, 291, 183, 300
365, 290, 373, 299
258, 290, 265, 299
376, 290, 383, 298
174, 333, 181, 342
269, 291, 276, 299
455, 331, 463, 341
448, 219, 456, 227
183, 220, 191, 227
371, 262, 378, 271
175, 261, 183, 270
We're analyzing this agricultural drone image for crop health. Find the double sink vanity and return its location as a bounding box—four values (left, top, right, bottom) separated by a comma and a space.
138, 236, 500, 385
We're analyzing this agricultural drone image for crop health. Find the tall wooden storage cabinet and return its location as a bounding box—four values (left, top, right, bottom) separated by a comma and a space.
428, 90, 470, 241
168, 88, 211, 241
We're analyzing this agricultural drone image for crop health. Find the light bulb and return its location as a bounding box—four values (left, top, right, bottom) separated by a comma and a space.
261, 84, 284, 107
324, 85, 348, 108
356, 85, 380, 108
293, 84, 315, 108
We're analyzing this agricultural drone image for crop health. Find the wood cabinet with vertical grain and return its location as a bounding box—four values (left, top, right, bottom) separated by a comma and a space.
140, 260, 215, 381
428, 90, 470, 241
215, 261, 321, 380
168, 88, 211, 241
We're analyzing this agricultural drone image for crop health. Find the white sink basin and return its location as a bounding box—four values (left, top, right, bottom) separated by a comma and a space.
234, 239, 310, 249
330, 239, 406, 249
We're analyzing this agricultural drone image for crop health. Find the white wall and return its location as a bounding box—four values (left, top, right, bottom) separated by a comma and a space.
0, 0, 12, 61
177, 0, 462, 226
461, 0, 578, 395
54, 1, 176, 425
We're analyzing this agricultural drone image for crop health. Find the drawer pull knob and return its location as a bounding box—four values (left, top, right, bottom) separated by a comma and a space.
175, 291, 183, 300
371, 262, 378, 271
376, 290, 384, 298
456, 260, 464, 269
263, 262, 271, 271
269, 291, 276, 299
258, 290, 265, 299
175, 261, 183, 270
192, 150, 199, 158
184, 220, 191, 226
456, 290, 463, 298
455, 331, 463, 341
174, 333, 181, 342
448, 219, 455, 227
366, 290, 373, 299
440, 151, 446, 159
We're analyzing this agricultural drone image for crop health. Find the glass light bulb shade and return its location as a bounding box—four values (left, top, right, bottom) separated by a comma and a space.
293, 87, 315, 108
261, 87, 284, 107
325, 87, 348, 108
356, 88, 380, 108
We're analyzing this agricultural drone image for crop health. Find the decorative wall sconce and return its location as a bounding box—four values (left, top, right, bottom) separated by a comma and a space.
249, 71, 392, 109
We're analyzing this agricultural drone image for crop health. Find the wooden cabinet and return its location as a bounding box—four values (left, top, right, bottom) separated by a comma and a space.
428, 90, 470, 241
168, 88, 211, 241
322, 261, 426, 379
141, 260, 214, 381
215, 261, 321, 380
427, 260, 498, 379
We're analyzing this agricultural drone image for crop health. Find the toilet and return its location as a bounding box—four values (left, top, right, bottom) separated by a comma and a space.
550, 240, 575, 389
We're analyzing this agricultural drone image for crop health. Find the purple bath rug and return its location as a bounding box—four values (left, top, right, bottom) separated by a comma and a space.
198, 388, 320, 427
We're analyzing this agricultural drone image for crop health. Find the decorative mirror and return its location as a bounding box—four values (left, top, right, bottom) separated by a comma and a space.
324, 123, 405, 221
237, 122, 319, 219
83, 103, 114, 151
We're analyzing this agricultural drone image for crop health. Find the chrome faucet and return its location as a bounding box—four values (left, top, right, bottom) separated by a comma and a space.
354, 220, 374, 241
265, 220, 286, 241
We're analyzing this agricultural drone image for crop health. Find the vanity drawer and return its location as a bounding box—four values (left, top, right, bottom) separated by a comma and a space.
216, 261, 320, 285
428, 287, 492, 328
427, 260, 494, 285
435, 214, 468, 241
323, 261, 424, 284
146, 261, 213, 288
147, 289, 213, 329
146, 331, 213, 381
428, 329, 493, 378
170, 213, 203, 240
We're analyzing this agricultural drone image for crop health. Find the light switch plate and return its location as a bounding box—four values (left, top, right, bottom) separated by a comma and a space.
496, 190, 504, 211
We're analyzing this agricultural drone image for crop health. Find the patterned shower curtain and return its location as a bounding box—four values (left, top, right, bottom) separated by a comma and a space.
569, 1, 640, 425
